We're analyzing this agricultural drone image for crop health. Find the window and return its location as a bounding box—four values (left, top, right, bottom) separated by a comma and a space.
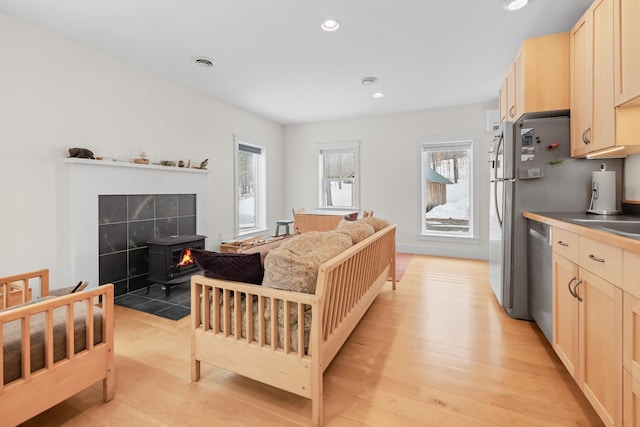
317, 141, 360, 209
419, 137, 478, 239
234, 138, 266, 236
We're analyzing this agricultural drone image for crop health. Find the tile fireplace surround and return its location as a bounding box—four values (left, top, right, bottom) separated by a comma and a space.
66, 159, 208, 294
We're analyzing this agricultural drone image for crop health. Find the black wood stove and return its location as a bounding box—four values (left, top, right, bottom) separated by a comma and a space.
147, 234, 205, 298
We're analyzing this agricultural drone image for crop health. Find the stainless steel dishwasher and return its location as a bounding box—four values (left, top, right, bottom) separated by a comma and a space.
527, 219, 552, 344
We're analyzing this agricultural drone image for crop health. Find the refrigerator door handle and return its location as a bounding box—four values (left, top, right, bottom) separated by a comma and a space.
494, 180, 502, 228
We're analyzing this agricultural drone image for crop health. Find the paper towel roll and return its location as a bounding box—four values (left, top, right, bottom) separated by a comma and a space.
589, 170, 618, 214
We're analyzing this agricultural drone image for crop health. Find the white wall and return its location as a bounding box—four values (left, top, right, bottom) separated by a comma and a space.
0, 13, 283, 287
283, 104, 495, 260
625, 154, 640, 201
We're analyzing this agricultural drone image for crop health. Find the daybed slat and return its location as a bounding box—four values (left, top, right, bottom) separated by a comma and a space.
87, 300, 95, 351
0, 322, 4, 391
223, 289, 231, 337
21, 317, 30, 381
66, 301, 75, 360
283, 301, 291, 354
258, 296, 265, 346
45, 309, 54, 368
246, 294, 254, 344
209, 286, 216, 332
233, 291, 241, 340
270, 297, 277, 351
297, 302, 304, 358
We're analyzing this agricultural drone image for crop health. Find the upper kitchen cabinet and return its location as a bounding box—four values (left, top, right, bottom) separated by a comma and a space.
571, 0, 640, 158
614, 0, 640, 106
570, 0, 615, 157
499, 33, 570, 123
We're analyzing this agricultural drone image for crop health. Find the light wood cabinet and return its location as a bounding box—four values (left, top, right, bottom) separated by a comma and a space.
499, 78, 508, 124
571, 0, 640, 158
624, 370, 640, 427
579, 267, 623, 427
551, 226, 624, 426
614, 0, 640, 106
552, 253, 580, 379
499, 33, 569, 123
570, 0, 616, 157
624, 252, 640, 427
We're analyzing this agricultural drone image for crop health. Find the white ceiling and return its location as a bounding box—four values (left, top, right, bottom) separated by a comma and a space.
0, 0, 592, 125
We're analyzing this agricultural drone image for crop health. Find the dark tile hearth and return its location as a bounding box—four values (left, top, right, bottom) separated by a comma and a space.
115, 284, 191, 321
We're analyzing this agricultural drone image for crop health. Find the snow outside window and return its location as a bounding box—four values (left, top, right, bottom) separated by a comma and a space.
317, 141, 360, 210
420, 139, 475, 238
234, 138, 266, 237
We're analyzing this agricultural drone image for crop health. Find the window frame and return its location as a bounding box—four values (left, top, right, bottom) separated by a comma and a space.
417, 134, 480, 242
234, 136, 267, 237
317, 140, 361, 211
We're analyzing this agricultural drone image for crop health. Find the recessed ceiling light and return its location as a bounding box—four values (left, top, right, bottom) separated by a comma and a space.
192, 56, 216, 68
502, 0, 529, 11
361, 77, 377, 86
321, 19, 340, 32
372, 92, 384, 98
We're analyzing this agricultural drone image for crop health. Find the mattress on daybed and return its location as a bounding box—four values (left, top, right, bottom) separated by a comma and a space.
2, 298, 104, 384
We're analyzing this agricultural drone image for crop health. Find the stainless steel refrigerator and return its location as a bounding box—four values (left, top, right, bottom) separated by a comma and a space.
488, 114, 622, 321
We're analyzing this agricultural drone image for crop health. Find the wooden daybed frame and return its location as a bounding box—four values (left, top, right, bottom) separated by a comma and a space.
191, 224, 396, 426
0, 270, 115, 427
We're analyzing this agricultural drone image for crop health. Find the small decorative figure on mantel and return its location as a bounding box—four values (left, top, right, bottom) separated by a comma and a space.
199, 159, 208, 169
178, 160, 185, 168
134, 151, 149, 164
68, 147, 95, 159
187, 159, 191, 168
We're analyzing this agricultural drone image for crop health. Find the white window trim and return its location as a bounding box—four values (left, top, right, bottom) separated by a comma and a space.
316, 140, 361, 210
234, 135, 267, 238
416, 134, 480, 243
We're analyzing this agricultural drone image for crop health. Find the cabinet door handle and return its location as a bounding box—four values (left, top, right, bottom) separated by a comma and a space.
585, 128, 591, 144
557, 241, 569, 247
567, 276, 577, 297
588, 254, 605, 263
509, 106, 515, 118
582, 130, 588, 145
573, 279, 583, 302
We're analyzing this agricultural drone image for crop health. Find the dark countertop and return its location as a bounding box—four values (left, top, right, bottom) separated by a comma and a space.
523, 211, 640, 251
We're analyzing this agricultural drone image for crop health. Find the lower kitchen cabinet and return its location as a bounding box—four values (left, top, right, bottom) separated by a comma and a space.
552, 253, 580, 379
579, 268, 623, 427
551, 227, 623, 427
624, 292, 640, 427
625, 369, 640, 427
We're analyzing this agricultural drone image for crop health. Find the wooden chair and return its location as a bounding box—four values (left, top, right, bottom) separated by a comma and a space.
363, 209, 374, 217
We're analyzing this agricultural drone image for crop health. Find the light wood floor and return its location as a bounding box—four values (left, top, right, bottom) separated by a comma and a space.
21, 256, 603, 426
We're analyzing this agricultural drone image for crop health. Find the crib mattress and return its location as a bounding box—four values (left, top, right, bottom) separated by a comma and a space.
2, 300, 104, 384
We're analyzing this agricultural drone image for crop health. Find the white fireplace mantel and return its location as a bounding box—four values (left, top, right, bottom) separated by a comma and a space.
66, 158, 209, 289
